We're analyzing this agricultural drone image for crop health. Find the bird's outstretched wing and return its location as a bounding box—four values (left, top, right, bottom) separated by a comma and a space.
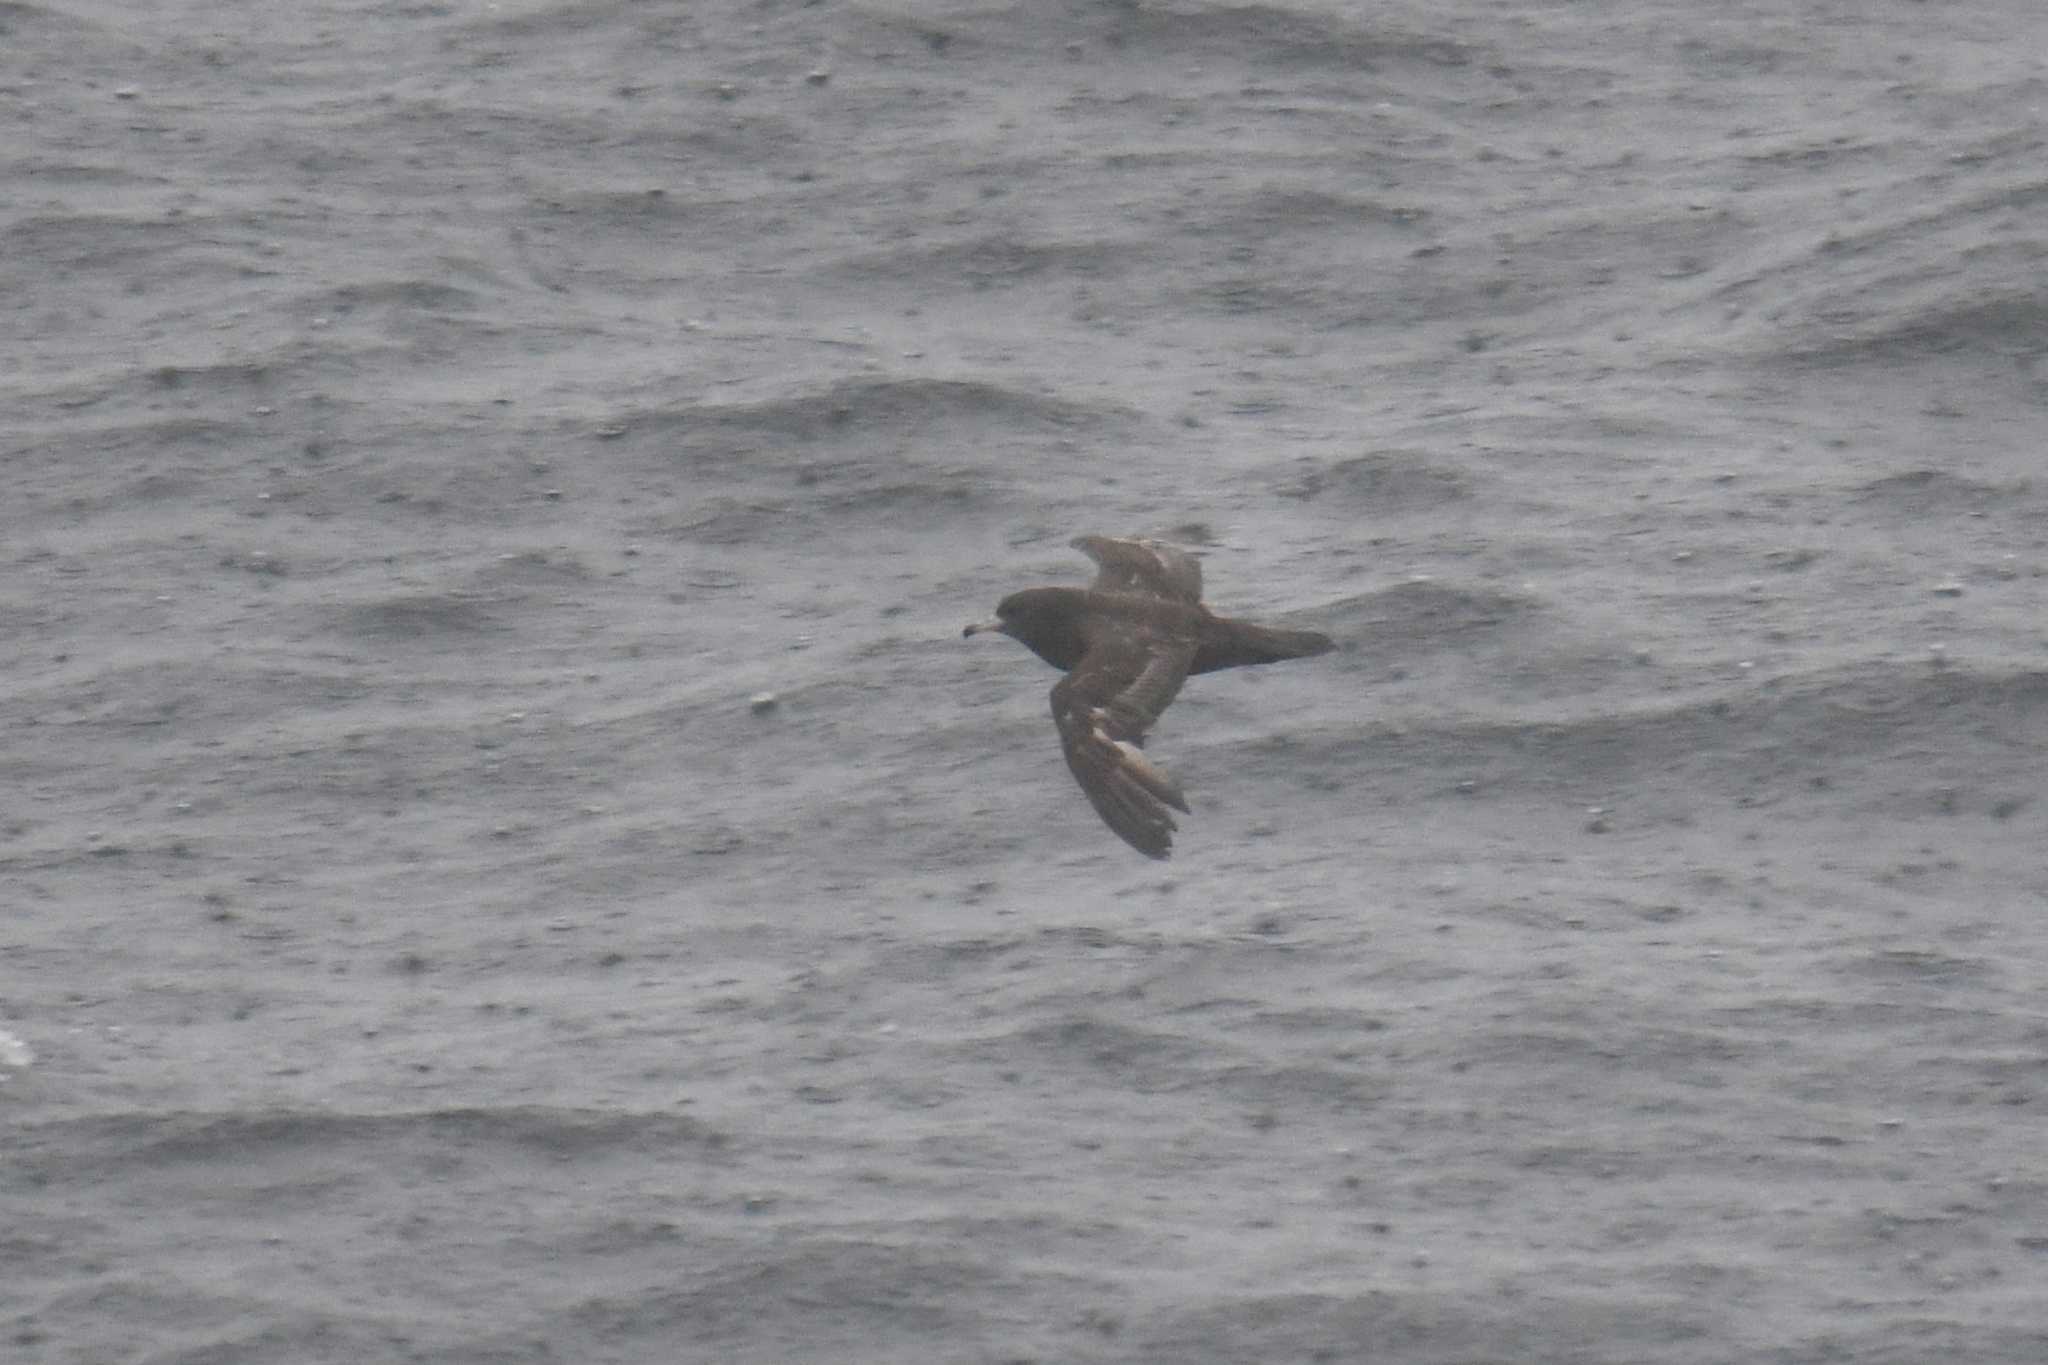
1072, 535, 1202, 604
1050, 628, 1197, 859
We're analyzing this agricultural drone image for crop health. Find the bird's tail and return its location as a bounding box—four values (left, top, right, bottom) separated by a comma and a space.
1192, 619, 1336, 673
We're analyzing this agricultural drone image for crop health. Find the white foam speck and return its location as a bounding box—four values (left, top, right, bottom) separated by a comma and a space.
0, 1029, 34, 1069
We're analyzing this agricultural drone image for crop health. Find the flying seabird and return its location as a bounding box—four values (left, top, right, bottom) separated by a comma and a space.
964, 534, 1334, 859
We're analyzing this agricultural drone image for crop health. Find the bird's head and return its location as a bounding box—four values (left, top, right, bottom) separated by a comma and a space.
962, 587, 1089, 670
961, 592, 1024, 641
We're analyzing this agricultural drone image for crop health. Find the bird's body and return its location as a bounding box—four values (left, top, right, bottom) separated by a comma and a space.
976, 585, 1331, 677
964, 535, 1334, 859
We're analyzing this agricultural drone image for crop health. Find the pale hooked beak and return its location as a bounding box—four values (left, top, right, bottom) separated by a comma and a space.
962, 619, 1007, 639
